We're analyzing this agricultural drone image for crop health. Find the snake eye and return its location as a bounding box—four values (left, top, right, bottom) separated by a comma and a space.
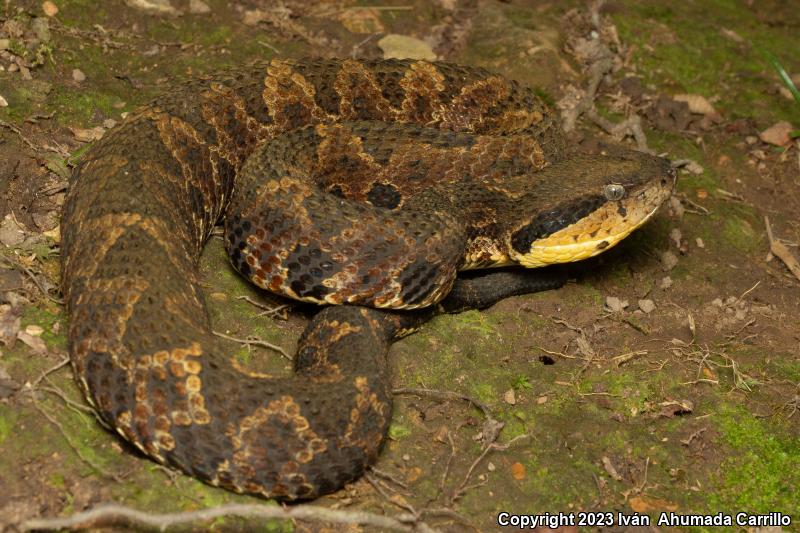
604, 183, 625, 201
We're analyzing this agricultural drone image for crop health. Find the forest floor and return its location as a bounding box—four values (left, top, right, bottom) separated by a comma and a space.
1, 0, 799, 531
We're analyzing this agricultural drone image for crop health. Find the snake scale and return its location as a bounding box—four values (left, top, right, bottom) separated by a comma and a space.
61, 58, 675, 500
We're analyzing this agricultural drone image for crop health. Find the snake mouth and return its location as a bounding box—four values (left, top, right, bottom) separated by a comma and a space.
516, 178, 673, 268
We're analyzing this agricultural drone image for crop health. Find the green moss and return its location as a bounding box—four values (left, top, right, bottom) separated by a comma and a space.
21, 304, 66, 350
0, 406, 15, 445
709, 405, 800, 513
388, 423, 411, 440
613, 0, 800, 125
720, 215, 761, 253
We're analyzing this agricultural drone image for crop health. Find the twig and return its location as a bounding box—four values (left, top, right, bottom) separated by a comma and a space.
29, 355, 70, 388
19, 502, 439, 532
610, 350, 648, 366
235, 296, 289, 319
31, 400, 122, 482
211, 330, 290, 359
448, 433, 530, 504
369, 467, 409, 489
364, 473, 416, 515
257, 40, 280, 54
0, 254, 64, 304
439, 430, 457, 496
393, 387, 492, 419
343, 5, 413, 10
0, 118, 38, 150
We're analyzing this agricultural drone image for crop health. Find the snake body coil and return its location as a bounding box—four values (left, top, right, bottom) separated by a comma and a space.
61, 58, 674, 500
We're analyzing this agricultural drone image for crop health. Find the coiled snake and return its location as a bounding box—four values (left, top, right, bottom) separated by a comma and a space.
61, 58, 675, 500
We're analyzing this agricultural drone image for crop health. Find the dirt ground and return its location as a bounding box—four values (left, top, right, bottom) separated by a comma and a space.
1, 0, 799, 531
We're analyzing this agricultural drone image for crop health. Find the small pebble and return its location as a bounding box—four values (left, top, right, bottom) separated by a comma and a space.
638, 299, 656, 314
660, 250, 679, 271
0, 94, 7, 107
503, 388, 516, 405
189, 0, 211, 13
696, 237, 705, 249
72, 68, 86, 82
605, 296, 629, 313
103, 118, 117, 129
660, 276, 673, 290
42, 1, 59, 17
26, 325, 44, 336
402, 454, 410, 461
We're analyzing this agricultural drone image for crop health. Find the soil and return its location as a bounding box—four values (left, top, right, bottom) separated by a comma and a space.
1, 0, 798, 532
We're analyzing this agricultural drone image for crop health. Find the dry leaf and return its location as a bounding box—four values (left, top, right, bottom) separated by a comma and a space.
673, 94, 716, 115
70, 126, 105, 142
378, 34, 436, 61
765, 217, 800, 282
510, 462, 526, 480
242, 9, 266, 26
659, 399, 694, 418
702, 367, 717, 380
405, 466, 422, 483
760, 121, 795, 147
17, 330, 47, 354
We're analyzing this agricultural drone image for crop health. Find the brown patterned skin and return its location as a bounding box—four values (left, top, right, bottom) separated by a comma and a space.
61, 58, 672, 500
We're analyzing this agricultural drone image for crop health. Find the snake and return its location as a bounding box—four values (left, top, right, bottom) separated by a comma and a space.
60, 58, 675, 500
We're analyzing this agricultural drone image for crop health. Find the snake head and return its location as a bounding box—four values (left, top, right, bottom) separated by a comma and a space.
506, 150, 676, 268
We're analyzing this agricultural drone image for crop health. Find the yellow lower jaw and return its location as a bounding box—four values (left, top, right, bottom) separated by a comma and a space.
518, 204, 660, 268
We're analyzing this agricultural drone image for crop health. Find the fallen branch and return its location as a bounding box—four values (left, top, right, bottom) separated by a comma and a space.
20, 502, 439, 532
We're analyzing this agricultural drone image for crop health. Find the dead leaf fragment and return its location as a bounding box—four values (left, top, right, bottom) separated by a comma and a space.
719, 27, 744, 43
378, 34, 436, 61
124, 0, 180, 15
510, 462, 526, 480
759, 121, 795, 147
765, 216, 800, 282
17, 330, 47, 354
629, 495, 679, 513
601, 456, 623, 481
659, 399, 694, 418
673, 93, 716, 115
242, 9, 265, 26
70, 126, 105, 142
